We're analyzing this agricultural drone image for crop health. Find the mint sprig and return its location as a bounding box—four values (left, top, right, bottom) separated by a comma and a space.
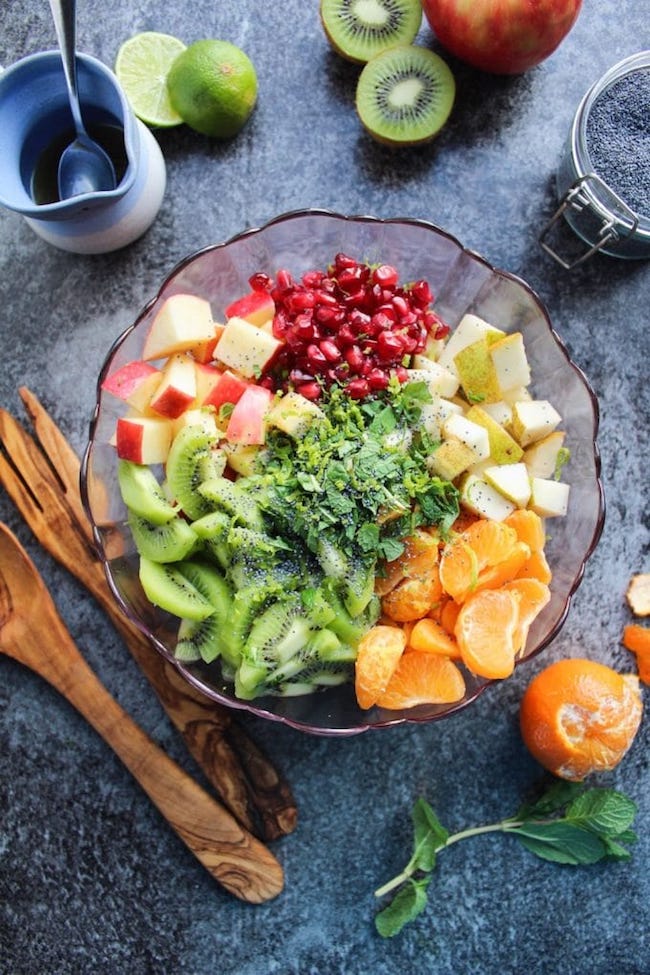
374, 781, 638, 938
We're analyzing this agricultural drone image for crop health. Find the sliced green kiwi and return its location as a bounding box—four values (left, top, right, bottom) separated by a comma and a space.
166, 425, 226, 521
128, 510, 199, 563
198, 476, 265, 532
320, 0, 422, 64
138, 557, 215, 621
356, 45, 455, 146
118, 460, 178, 525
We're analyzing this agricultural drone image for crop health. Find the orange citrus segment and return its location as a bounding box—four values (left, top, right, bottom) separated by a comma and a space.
520, 658, 643, 781
381, 566, 443, 622
354, 624, 407, 710
454, 587, 520, 679
622, 624, 650, 684
375, 529, 439, 596
502, 577, 551, 656
438, 597, 461, 636
476, 540, 531, 591
504, 508, 546, 551
408, 617, 461, 659
516, 547, 553, 584
375, 651, 466, 709
439, 519, 518, 603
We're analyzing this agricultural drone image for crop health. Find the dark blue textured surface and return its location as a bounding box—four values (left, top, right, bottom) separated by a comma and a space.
1, 3, 648, 973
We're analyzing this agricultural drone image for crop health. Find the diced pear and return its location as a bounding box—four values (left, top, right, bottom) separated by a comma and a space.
523, 431, 566, 478
442, 414, 491, 462
458, 474, 517, 521
484, 463, 532, 508
454, 337, 502, 404
266, 390, 325, 438
501, 385, 532, 405
172, 408, 219, 438
511, 400, 562, 447
407, 361, 460, 398
214, 316, 283, 378
529, 477, 570, 517
418, 397, 463, 439
464, 405, 523, 464
427, 437, 476, 480
489, 332, 531, 392
438, 314, 505, 376
222, 442, 264, 476
479, 400, 513, 429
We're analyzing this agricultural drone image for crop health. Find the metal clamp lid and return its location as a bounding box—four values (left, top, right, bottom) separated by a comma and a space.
540, 173, 639, 270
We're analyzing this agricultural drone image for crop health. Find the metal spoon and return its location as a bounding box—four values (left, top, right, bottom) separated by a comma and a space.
49, 0, 116, 199
0, 522, 284, 903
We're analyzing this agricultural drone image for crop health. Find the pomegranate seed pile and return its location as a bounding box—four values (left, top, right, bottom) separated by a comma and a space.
252, 254, 450, 400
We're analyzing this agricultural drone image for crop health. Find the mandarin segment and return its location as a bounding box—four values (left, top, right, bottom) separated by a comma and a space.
354, 624, 407, 710
408, 617, 461, 658
502, 577, 551, 656
622, 624, 650, 684
381, 567, 443, 622
454, 587, 520, 679
519, 658, 643, 781
439, 519, 518, 602
504, 508, 546, 551
375, 651, 466, 709
626, 573, 650, 616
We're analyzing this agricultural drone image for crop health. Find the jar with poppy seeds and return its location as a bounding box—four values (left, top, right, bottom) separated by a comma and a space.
540, 51, 650, 268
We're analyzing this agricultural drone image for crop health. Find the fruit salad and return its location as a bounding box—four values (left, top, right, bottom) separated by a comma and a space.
102, 254, 570, 707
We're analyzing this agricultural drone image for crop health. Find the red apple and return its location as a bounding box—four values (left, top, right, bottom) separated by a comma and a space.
225, 290, 275, 327
115, 415, 173, 464
225, 386, 272, 445
101, 360, 161, 412
196, 366, 250, 411
421, 0, 582, 74
149, 353, 197, 419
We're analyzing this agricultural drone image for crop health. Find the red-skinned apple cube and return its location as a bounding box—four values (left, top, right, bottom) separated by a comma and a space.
101, 361, 162, 412
202, 368, 250, 410
143, 293, 216, 361
214, 316, 283, 378
191, 322, 225, 364
116, 415, 173, 464
149, 353, 197, 419
225, 291, 275, 328
226, 386, 273, 445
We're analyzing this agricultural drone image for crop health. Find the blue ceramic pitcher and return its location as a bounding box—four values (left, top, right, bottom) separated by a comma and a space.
0, 50, 166, 254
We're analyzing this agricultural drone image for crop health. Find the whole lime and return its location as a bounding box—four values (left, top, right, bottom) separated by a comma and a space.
167, 40, 258, 138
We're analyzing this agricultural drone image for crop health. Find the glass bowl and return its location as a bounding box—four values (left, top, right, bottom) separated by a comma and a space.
81, 209, 604, 736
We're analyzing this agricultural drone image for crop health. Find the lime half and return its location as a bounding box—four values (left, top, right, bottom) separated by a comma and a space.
115, 32, 187, 128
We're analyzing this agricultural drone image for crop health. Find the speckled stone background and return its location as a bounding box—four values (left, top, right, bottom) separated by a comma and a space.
1, 3, 648, 974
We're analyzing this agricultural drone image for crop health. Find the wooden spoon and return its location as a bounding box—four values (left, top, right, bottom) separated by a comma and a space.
0, 522, 283, 904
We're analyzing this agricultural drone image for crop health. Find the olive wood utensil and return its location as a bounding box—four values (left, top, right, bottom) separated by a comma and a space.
0, 521, 284, 903
0, 389, 297, 841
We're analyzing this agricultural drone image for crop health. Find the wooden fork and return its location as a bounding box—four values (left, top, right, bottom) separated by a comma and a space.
0, 388, 297, 841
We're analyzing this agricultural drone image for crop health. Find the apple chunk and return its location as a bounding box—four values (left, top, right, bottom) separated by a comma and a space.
115, 415, 173, 464
215, 316, 283, 378
149, 353, 197, 419
225, 386, 273, 445
225, 290, 275, 328
143, 294, 216, 361
101, 360, 162, 412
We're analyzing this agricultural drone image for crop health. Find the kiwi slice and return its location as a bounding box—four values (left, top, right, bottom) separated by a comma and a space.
166, 425, 226, 521
198, 476, 265, 532
118, 460, 178, 525
138, 557, 215, 621
128, 510, 199, 563
356, 45, 455, 146
174, 561, 234, 664
320, 0, 422, 64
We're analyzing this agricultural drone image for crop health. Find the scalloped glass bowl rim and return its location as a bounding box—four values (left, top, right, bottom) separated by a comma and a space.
81, 208, 605, 736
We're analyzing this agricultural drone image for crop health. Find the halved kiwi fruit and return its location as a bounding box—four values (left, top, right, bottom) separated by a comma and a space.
320, 0, 422, 64
356, 44, 455, 146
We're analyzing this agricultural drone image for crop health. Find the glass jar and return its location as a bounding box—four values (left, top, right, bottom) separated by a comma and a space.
540, 51, 650, 269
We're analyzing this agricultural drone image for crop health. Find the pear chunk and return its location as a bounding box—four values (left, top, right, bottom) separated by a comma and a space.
438, 314, 504, 375
489, 332, 531, 392
484, 463, 532, 508
458, 474, 516, 521
529, 477, 570, 517
465, 405, 523, 464
511, 400, 562, 447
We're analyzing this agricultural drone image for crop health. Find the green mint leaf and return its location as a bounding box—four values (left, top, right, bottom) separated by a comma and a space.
516, 779, 585, 820
565, 789, 638, 838
375, 876, 430, 938
512, 822, 609, 865
599, 836, 635, 861
411, 798, 448, 872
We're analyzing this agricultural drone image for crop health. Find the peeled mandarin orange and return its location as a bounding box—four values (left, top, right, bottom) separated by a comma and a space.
622, 624, 650, 684
381, 566, 443, 622
354, 624, 406, 709
454, 587, 520, 679
520, 658, 643, 781
375, 529, 439, 596
438, 597, 461, 636
504, 508, 546, 552
375, 650, 466, 709
516, 547, 553, 585
476, 540, 531, 591
502, 577, 551, 656
408, 617, 461, 658
439, 519, 518, 603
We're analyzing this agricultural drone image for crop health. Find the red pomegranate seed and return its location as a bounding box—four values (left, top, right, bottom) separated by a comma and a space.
367, 368, 390, 391
319, 339, 341, 363
315, 290, 339, 307
434, 323, 450, 340
410, 279, 432, 307
344, 345, 365, 374
296, 381, 322, 400
392, 295, 410, 319
307, 343, 328, 368
315, 305, 341, 326
394, 366, 410, 383
333, 253, 358, 271
346, 378, 370, 399
302, 270, 324, 288
377, 330, 406, 361
336, 323, 356, 347
288, 290, 316, 312
276, 269, 294, 291
372, 265, 398, 288
249, 272, 272, 292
